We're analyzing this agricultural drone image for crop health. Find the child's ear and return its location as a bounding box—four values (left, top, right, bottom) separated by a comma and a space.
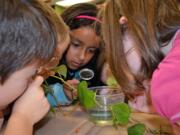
119, 16, 127, 25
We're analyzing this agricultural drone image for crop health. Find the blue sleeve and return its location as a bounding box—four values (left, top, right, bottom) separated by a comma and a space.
47, 83, 71, 107
73, 71, 81, 80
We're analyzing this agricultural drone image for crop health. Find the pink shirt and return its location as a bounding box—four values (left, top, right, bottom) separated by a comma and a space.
151, 30, 180, 124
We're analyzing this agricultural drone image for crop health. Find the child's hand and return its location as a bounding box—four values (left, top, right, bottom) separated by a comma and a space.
63, 79, 79, 100
11, 76, 50, 125
128, 91, 156, 113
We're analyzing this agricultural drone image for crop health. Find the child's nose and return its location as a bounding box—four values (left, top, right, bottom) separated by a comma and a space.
78, 51, 86, 61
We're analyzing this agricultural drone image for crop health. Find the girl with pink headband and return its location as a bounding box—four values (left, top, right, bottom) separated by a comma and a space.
46, 3, 106, 106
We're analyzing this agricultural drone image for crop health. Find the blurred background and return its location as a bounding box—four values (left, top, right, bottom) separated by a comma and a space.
42, 0, 180, 16
42, 0, 105, 15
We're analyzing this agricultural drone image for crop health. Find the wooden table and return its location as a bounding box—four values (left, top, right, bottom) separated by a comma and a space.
35, 106, 173, 135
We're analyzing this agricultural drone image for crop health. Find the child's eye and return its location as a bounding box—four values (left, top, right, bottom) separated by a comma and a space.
71, 41, 80, 47
87, 48, 97, 53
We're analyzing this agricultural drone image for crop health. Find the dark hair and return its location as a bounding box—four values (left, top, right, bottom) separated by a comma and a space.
61, 3, 105, 75
0, 0, 69, 83
61, 3, 101, 36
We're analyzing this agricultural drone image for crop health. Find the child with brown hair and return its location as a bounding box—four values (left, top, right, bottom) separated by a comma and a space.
46, 3, 106, 106
101, 0, 180, 134
0, 0, 70, 134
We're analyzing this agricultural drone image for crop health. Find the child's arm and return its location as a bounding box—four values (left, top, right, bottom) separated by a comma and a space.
151, 32, 180, 123
4, 76, 50, 135
47, 79, 79, 106
47, 79, 79, 107
3, 114, 33, 135
47, 82, 72, 106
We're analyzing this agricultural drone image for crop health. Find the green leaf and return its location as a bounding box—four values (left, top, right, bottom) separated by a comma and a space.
111, 103, 130, 125
77, 81, 96, 109
50, 107, 56, 114
52, 64, 67, 78
106, 76, 118, 87
77, 81, 87, 104
128, 123, 146, 135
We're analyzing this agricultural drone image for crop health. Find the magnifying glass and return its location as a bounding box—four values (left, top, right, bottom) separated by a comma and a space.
79, 68, 94, 81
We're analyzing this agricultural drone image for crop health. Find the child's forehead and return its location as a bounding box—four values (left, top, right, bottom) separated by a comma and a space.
71, 27, 99, 38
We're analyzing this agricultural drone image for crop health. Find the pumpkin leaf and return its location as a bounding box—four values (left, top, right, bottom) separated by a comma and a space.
77, 81, 96, 109
128, 123, 146, 135
52, 64, 67, 78
111, 103, 130, 125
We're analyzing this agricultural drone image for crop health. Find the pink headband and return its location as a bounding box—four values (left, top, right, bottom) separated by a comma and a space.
75, 15, 101, 23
